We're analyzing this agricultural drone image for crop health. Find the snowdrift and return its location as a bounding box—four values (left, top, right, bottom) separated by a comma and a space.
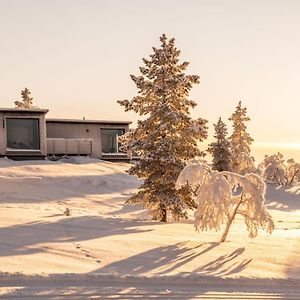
0, 157, 299, 296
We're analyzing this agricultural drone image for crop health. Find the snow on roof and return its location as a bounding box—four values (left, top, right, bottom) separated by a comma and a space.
0, 109, 131, 124
0, 107, 49, 113
46, 118, 132, 125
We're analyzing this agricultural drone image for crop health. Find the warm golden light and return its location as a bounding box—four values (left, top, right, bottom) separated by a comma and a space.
254, 142, 300, 150
0, 0, 299, 154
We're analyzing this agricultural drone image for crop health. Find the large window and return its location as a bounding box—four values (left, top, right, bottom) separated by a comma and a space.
6, 118, 40, 150
101, 129, 125, 154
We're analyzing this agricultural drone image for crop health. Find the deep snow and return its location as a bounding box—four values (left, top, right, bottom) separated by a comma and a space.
0, 157, 299, 298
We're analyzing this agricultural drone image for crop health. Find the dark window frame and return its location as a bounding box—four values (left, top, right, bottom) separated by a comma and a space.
5, 118, 41, 151
100, 128, 125, 154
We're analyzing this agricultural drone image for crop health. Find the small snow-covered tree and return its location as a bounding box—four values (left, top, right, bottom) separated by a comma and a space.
259, 153, 300, 186
14, 88, 36, 108
176, 162, 274, 242
235, 152, 256, 175
207, 117, 232, 171
118, 34, 208, 222
259, 153, 287, 185
229, 101, 254, 173
286, 159, 300, 185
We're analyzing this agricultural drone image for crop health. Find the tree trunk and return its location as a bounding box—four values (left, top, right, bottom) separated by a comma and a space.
160, 208, 167, 222
220, 192, 244, 242
288, 169, 300, 186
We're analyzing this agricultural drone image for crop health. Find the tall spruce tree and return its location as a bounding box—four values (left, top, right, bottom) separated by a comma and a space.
118, 34, 208, 222
207, 117, 232, 171
15, 88, 36, 108
229, 101, 254, 172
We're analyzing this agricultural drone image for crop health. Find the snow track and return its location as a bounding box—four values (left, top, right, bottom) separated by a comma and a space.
1, 288, 300, 299
1, 274, 300, 299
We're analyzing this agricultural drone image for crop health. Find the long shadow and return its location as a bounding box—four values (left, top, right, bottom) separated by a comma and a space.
90, 242, 250, 277
91, 241, 212, 275
1, 241, 299, 299
0, 216, 154, 257
0, 217, 251, 276
0, 172, 140, 204
3, 244, 297, 299
193, 248, 252, 276
265, 184, 300, 212
153, 242, 220, 275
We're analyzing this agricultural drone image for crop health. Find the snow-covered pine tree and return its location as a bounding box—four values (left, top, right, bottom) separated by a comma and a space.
229, 101, 254, 173
207, 117, 232, 171
15, 88, 36, 108
118, 34, 208, 222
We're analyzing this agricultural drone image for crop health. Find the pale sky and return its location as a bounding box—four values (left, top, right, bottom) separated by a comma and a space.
0, 0, 300, 160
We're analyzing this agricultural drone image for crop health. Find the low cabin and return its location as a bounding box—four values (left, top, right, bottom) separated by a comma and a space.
0, 108, 48, 160
0, 108, 132, 161
46, 118, 131, 161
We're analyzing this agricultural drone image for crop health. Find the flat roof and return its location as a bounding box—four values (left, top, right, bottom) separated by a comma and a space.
0, 108, 49, 113
46, 118, 132, 125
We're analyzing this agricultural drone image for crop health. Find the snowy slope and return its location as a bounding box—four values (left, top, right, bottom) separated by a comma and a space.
0, 157, 299, 298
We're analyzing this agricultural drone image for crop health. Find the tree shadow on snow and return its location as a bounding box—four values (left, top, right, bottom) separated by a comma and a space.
0, 173, 140, 204
91, 242, 250, 277
2, 242, 298, 299
193, 248, 252, 276
0, 216, 154, 257
265, 184, 300, 212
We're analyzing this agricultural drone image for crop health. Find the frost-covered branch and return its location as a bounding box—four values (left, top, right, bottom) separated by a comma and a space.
176, 162, 274, 242
259, 153, 300, 186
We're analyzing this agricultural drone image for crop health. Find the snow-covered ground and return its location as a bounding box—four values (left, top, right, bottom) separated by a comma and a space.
0, 157, 299, 299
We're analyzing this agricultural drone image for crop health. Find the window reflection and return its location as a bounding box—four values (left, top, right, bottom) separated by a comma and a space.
101, 129, 125, 153
6, 118, 40, 150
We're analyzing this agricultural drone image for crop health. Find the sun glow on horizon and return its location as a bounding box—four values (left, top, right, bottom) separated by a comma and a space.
254, 142, 300, 150
252, 142, 300, 163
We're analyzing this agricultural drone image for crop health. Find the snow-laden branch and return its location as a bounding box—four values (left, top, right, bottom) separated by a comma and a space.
258, 153, 300, 186
176, 162, 274, 242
